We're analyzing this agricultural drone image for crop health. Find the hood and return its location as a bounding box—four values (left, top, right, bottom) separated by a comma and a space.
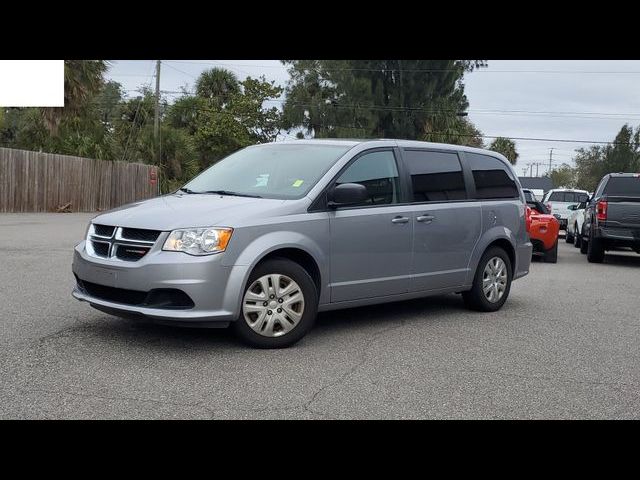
92, 193, 288, 231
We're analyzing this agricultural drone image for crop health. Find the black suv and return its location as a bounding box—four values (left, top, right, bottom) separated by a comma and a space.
581, 173, 640, 262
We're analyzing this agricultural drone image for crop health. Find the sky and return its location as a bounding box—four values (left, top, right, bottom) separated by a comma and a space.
105, 60, 640, 177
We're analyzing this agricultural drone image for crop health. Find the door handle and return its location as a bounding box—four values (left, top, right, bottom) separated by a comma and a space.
391, 216, 410, 224
416, 214, 435, 223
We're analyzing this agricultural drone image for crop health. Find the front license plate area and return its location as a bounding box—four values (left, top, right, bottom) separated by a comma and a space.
90, 266, 118, 287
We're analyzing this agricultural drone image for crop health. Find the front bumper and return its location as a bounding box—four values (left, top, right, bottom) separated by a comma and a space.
72, 240, 249, 324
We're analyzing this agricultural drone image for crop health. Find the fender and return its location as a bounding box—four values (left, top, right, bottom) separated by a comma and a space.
465, 226, 517, 285
225, 229, 329, 314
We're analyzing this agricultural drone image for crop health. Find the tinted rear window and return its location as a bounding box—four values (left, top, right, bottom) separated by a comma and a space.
604, 177, 640, 196
467, 153, 519, 199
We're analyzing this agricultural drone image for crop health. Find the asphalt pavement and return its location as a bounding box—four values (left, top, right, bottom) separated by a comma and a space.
1, 213, 639, 419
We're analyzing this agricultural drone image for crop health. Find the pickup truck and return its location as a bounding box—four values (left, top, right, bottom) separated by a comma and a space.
581, 173, 640, 263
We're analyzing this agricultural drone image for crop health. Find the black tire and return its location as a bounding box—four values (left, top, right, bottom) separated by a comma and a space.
232, 258, 318, 349
580, 227, 588, 254
565, 230, 574, 243
462, 246, 512, 312
587, 228, 605, 263
573, 224, 581, 248
543, 239, 558, 263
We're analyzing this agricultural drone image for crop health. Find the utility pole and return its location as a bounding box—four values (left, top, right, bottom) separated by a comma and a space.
154, 60, 161, 147
549, 148, 554, 176
154, 60, 161, 194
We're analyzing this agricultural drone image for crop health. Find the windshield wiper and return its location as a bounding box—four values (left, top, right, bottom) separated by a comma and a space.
177, 187, 200, 194
204, 190, 262, 198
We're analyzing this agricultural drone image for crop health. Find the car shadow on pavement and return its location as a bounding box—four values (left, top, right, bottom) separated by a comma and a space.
600, 252, 640, 267
76, 294, 475, 351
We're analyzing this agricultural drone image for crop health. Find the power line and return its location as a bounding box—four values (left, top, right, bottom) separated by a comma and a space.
164, 61, 640, 74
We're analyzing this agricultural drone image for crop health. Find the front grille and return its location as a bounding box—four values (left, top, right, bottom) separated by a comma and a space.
76, 276, 194, 309
87, 224, 162, 262
115, 245, 150, 261
94, 224, 115, 237
121, 228, 161, 242
91, 241, 110, 257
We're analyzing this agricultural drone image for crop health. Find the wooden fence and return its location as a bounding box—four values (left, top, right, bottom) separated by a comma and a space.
0, 147, 158, 213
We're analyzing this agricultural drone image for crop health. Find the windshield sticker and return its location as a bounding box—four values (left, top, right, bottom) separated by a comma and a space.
292, 179, 304, 187
255, 174, 269, 187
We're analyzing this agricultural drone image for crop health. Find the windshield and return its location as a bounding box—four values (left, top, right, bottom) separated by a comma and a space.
182, 144, 352, 200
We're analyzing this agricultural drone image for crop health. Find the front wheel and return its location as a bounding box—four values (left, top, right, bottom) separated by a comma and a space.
462, 247, 512, 312
573, 224, 582, 248
233, 258, 318, 348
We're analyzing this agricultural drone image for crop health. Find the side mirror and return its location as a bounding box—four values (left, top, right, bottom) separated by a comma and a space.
328, 183, 368, 208
568, 204, 577, 211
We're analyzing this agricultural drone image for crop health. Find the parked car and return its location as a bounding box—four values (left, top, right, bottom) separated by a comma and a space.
566, 201, 587, 246
72, 140, 532, 348
580, 173, 640, 262
542, 188, 590, 230
523, 189, 560, 263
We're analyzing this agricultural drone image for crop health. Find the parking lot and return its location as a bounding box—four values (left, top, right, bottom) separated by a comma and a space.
1, 212, 640, 419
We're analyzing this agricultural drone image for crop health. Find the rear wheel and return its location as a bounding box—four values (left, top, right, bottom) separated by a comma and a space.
543, 239, 558, 263
587, 228, 605, 263
233, 258, 318, 348
462, 247, 512, 312
565, 229, 574, 243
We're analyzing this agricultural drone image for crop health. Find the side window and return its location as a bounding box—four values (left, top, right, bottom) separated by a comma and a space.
467, 153, 519, 200
335, 150, 400, 206
577, 193, 589, 203
403, 150, 466, 202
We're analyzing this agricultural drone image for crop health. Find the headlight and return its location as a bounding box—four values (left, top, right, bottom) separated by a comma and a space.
162, 227, 233, 255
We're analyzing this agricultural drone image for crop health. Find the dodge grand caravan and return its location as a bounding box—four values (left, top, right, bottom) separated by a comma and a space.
72, 140, 532, 348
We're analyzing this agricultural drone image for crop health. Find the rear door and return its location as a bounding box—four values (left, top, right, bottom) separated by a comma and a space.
401, 149, 481, 292
328, 148, 414, 302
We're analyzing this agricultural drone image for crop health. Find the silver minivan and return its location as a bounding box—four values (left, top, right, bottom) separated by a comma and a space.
72, 139, 532, 348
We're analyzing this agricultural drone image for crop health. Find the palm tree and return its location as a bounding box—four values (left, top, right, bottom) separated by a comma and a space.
41, 60, 107, 136
489, 137, 519, 165
195, 68, 240, 108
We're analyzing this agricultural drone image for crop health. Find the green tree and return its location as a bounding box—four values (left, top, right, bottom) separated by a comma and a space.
574, 124, 640, 191
195, 68, 240, 107
187, 72, 284, 167
488, 137, 519, 165
423, 115, 484, 147
41, 60, 108, 136
549, 163, 577, 188
281, 60, 485, 140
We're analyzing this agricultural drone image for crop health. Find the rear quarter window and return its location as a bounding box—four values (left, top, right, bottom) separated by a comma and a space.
466, 153, 519, 199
